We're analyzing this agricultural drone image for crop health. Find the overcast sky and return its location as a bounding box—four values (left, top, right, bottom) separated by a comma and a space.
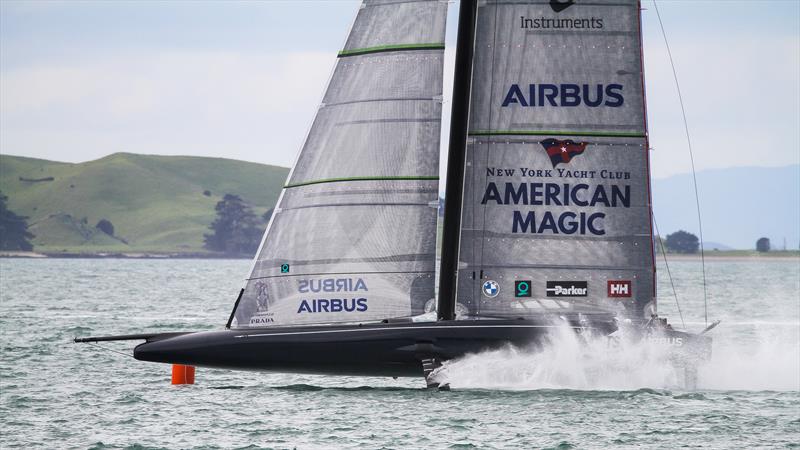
1, 0, 798, 179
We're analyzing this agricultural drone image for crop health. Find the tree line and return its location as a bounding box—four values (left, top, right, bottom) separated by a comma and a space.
0, 190, 271, 254
0, 191, 34, 251
655, 230, 777, 254
203, 194, 271, 256
0, 190, 785, 254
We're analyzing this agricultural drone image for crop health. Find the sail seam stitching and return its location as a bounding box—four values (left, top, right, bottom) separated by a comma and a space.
247, 269, 433, 281
469, 130, 646, 138
338, 43, 445, 57
285, 176, 438, 189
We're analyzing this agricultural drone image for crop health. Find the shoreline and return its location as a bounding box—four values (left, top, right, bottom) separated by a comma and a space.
2, 251, 797, 261
0, 251, 251, 259
657, 252, 799, 261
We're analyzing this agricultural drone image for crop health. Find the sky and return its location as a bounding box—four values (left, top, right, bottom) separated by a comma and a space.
1, 0, 798, 180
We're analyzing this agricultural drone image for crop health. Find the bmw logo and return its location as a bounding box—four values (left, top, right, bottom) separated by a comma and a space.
482, 280, 499, 298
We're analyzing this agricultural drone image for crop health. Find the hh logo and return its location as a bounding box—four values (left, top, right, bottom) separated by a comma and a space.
607, 280, 632, 298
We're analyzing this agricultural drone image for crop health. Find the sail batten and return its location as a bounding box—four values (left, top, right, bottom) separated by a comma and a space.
284, 176, 439, 189
338, 43, 445, 57
232, 0, 446, 329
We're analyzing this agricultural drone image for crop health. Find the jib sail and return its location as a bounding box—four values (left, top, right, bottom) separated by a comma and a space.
231, 0, 447, 328
455, 0, 655, 320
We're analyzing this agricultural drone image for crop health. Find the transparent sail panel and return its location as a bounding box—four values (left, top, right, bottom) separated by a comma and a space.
457, 0, 654, 320
232, 0, 446, 328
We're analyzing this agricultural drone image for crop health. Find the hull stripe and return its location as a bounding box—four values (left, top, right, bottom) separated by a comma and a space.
236, 324, 582, 339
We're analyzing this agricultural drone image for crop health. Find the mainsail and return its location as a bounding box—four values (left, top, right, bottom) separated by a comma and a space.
231, 0, 447, 328
454, 0, 655, 320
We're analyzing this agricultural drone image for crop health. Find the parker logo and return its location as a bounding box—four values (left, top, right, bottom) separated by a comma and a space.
607, 280, 632, 298
550, 0, 575, 13
540, 139, 588, 168
546, 281, 588, 297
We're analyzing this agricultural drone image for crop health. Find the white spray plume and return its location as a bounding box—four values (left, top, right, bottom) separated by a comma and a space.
430, 321, 800, 392
697, 322, 800, 391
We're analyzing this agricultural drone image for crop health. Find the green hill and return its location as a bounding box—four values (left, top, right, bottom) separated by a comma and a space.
0, 153, 289, 254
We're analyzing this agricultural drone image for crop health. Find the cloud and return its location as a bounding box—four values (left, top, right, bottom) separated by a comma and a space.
644, 31, 800, 178
2, 9, 797, 179
1, 50, 335, 165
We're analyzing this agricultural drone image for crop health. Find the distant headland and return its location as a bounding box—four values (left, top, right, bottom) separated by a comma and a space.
0, 153, 288, 258
1, 153, 797, 259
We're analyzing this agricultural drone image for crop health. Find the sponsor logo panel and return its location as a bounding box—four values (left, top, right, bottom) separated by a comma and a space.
546, 281, 588, 297
607, 280, 632, 298
501, 84, 623, 108
515, 280, 532, 297
479, 153, 635, 236
296, 277, 369, 314
520, 0, 603, 29
248, 275, 427, 327
540, 139, 588, 167
249, 311, 275, 326
249, 280, 275, 325
482, 280, 500, 298
646, 336, 684, 347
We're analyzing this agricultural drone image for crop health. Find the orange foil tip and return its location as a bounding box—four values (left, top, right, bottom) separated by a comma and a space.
171, 364, 195, 385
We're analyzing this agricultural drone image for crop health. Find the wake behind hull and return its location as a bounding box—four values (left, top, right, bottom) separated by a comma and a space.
133, 318, 617, 378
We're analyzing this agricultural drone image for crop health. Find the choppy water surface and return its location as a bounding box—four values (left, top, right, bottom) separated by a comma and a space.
1, 258, 798, 449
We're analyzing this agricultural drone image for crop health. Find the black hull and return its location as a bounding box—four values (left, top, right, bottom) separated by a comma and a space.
133, 318, 618, 378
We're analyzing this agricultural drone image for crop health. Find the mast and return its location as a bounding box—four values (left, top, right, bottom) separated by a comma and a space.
437, 0, 477, 321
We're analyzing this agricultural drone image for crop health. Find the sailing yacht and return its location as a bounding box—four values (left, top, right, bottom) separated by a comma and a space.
77, 0, 711, 387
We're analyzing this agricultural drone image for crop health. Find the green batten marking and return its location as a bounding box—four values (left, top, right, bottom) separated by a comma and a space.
285, 176, 439, 189
337, 43, 445, 57
469, 130, 646, 138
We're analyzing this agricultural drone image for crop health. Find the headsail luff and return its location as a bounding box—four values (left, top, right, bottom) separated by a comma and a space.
455, 0, 655, 320
232, 0, 447, 328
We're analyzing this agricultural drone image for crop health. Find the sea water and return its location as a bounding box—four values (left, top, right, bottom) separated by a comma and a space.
1, 258, 798, 449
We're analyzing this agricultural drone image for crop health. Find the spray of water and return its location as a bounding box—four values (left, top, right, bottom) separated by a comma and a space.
696, 322, 800, 391
430, 322, 800, 391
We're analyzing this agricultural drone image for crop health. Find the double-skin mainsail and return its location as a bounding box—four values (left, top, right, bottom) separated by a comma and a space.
451, 0, 656, 322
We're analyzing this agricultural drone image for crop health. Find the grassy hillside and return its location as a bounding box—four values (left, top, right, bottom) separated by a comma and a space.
0, 153, 288, 253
